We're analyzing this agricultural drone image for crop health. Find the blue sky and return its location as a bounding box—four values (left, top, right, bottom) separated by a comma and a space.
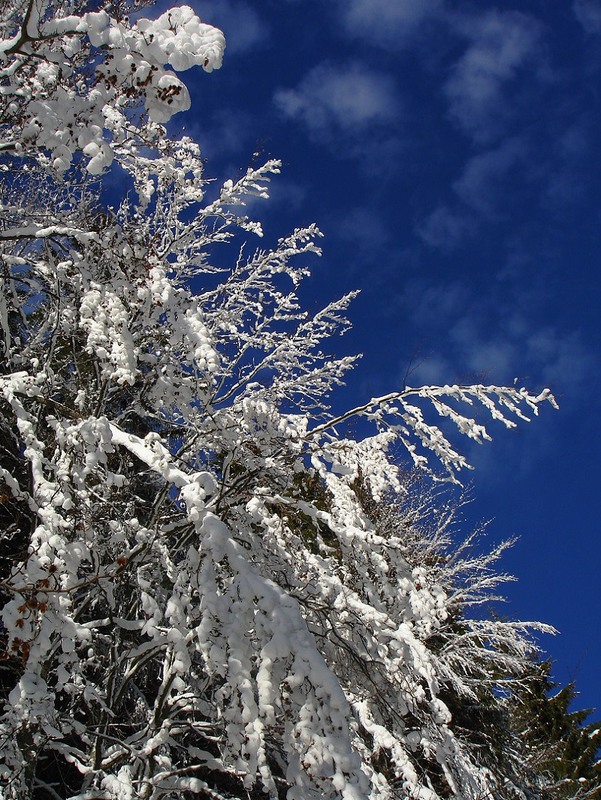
167, 0, 600, 716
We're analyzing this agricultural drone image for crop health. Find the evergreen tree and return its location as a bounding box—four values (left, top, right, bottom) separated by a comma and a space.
511, 661, 601, 799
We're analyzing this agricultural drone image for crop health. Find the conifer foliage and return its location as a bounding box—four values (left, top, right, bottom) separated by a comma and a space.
0, 1, 573, 799
511, 661, 601, 799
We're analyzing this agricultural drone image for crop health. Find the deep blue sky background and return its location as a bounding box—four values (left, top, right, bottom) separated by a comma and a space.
164, 0, 600, 716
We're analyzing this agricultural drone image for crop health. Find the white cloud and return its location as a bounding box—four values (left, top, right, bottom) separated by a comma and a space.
396, 271, 595, 403
186, 107, 257, 164
573, 0, 601, 33
402, 352, 453, 387
417, 204, 475, 249
527, 328, 594, 392
452, 137, 526, 216
417, 138, 526, 248
340, 0, 444, 46
274, 62, 400, 143
450, 317, 518, 380
445, 10, 541, 142
192, 0, 266, 56
260, 177, 308, 216
400, 278, 471, 335
336, 207, 391, 251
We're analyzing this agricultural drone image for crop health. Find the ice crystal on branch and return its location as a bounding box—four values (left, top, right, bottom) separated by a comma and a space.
0, 2, 559, 799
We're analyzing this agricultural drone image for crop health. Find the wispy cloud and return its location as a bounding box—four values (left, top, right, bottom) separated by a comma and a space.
527, 328, 594, 391
396, 272, 595, 409
339, 0, 444, 46
450, 316, 519, 381
417, 138, 526, 247
335, 206, 391, 252
192, 0, 266, 56
186, 107, 258, 166
274, 61, 400, 146
453, 137, 527, 216
417, 204, 476, 250
573, 0, 601, 33
401, 279, 471, 328
444, 10, 542, 143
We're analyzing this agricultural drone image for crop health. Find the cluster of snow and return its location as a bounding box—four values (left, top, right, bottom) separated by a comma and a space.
79, 285, 139, 385
0, 2, 557, 798
0, 4, 224, 172
135, 6, 225, 72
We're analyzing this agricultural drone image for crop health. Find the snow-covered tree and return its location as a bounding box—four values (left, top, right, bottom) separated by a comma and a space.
0, 2, 559, 798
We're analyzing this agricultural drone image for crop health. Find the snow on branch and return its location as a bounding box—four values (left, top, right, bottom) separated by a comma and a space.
307, 383, 557, 480
0, 1, 561, 798
0, 2, 224, 173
